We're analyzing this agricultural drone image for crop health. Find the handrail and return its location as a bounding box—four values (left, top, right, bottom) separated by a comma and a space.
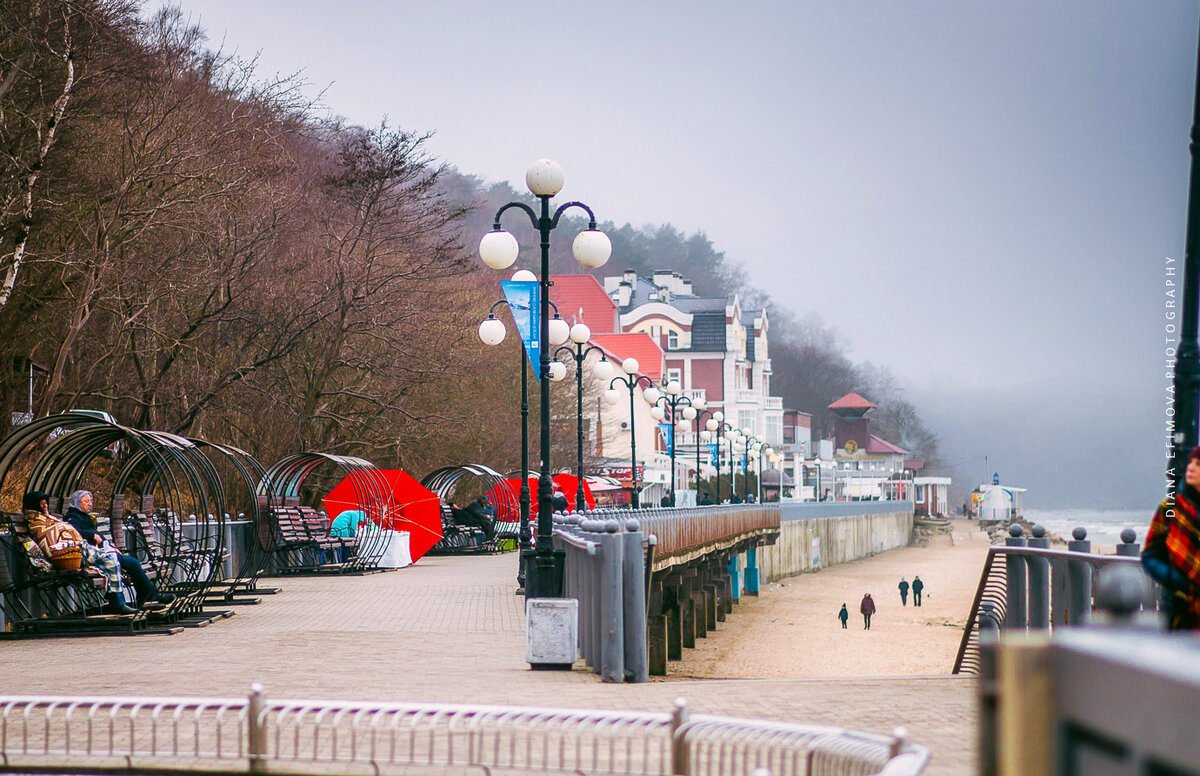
952, 544, 1149, 675
0, 688, 931, 776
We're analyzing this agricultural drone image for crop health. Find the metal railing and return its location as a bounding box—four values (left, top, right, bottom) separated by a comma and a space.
0, 686, 929, 776
952, 527, 1154, 675
554, 515, 650, 683
626, 505, 778, 565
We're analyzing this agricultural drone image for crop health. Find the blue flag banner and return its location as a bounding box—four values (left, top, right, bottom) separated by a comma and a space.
500, 280, 540, 380
657, 423, 673, 456
707, 443, 718, 468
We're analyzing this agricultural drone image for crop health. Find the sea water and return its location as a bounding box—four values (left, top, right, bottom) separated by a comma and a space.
1023, 508, 1149, 548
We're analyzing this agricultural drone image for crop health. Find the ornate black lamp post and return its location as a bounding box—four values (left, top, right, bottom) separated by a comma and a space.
477, 275, 571, 589
644, 379, 696, 507
703, 413, 734, 504
693, 406, 716, 503
736, 432, 766, 503
551, 322, 613, 512
478, 159, 611, 597
1171, 38, 1200, 491
605, 358, 655, 509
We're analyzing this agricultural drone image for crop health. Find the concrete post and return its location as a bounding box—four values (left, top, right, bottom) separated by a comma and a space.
666, 579, 683, 661
248, 683, 266, 775
670, 697, 690, 776
679, 574, 697, 649
1026, 525, 1050, 629
622, 519, 648, 683
1004, 524, 1027, 629
1067, 527, 1093, 626
599, 519, 625, 683
727, 554, 741, 603
1115, 528, 1141, 557
648, 577, 667, 676
744, 545, 760, 596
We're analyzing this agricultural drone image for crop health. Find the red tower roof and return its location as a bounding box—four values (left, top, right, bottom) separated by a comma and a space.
828, 392, 877, 410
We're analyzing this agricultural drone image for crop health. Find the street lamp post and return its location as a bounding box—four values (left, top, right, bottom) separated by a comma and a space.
644, 380, 697, 507
738, 432, 761, 503
479, 275, 574, 591
478, 159, 611, 598
478, 292, 531, 588
694, 407, 717, 503
552, 322, 613, 512
704, 413, 733, 504
605, 358, 655, 509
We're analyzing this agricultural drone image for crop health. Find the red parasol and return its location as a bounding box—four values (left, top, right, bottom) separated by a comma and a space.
322, 469, 443, 561
490, 474, 595, 513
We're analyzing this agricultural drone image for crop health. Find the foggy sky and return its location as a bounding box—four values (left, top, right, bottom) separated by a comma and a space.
156, 0, 1199, 509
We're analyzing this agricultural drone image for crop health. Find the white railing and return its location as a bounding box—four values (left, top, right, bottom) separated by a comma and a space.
0, 687, 930, 776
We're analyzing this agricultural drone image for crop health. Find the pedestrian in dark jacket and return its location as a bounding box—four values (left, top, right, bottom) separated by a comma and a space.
912, 576, 924, 606
860, 593, 876, 630
898, 577, 909, 606
838, 603, 849, 629
1143, 446, 1200, 629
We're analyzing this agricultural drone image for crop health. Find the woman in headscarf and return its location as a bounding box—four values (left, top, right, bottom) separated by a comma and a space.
1142, 447, 1200, 630
63, 490, 174, 607
22, 490, 136, 615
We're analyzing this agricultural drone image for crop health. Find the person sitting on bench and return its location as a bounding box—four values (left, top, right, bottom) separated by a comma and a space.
23, 490, 138, 615
63, 490, 174, 607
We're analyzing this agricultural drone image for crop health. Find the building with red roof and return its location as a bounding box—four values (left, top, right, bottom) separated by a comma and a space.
549, 274, 619, 333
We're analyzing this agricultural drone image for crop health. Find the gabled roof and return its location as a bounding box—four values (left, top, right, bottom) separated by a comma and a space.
867, 435, 909, 455
550, 274, 618, 334
829, 392, 877, 410
590, 332, 663, 380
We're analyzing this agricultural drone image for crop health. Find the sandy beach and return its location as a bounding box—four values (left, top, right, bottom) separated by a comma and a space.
663, 518, 995, 680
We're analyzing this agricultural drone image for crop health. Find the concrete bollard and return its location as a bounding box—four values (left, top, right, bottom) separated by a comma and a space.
622, 518, 648, 683
599, 519, 625, 683
1067, 527, 1093, 626
1004, 524, 1027, 629
1114, 528, 1141, 557
1094, 564, 1154, 626
1026, 525, 1051, 629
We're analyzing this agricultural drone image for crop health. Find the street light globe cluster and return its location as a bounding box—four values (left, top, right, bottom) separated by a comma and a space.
475, 159, 612, 597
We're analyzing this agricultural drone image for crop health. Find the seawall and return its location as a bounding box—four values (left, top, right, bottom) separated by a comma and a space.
755, 500, 914, 583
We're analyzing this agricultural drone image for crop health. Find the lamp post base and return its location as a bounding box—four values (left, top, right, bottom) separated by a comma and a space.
522, 548, 566, 598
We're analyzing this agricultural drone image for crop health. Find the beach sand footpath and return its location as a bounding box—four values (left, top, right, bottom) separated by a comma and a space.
664, 518, 994, 680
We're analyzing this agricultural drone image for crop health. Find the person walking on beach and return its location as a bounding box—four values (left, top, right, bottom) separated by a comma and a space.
838, 603, 849, 629
912, 576, 924, 606
1142, 446, 1200, 630
898, 577, 909, 606
860, 593, 875, 630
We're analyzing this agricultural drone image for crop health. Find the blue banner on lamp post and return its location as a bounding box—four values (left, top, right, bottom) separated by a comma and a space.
500, 280, 540, 380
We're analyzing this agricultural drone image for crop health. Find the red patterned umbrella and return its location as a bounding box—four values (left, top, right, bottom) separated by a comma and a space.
322, 469, 443, 561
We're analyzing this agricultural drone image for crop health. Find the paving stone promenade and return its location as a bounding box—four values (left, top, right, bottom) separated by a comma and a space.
0, 552, 977, 776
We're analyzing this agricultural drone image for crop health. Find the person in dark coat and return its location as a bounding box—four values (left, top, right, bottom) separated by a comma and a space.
699, 492, 713, 506
63, 490, 174, 607
551, 487, 569, 513
838, 603, 849, 629
898, 577, 909, 606
912, 576, 924, 606
860, 593, 876, 630
660, 490, 674, 508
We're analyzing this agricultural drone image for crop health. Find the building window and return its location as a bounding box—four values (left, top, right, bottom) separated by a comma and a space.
667, 368, 682, 386
667, 331, 679, 350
